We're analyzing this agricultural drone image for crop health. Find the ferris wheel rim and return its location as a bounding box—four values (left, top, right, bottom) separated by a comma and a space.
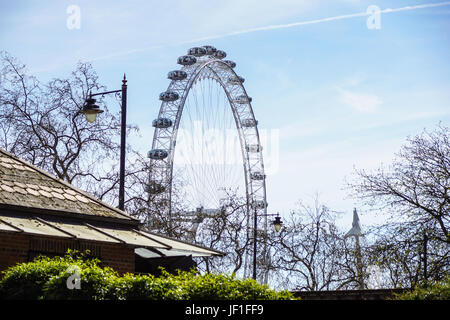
148, 48, 268, 221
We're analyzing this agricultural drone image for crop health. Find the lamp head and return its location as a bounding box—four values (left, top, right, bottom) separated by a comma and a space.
82, 96, 103, 123
273, 213, 282, 232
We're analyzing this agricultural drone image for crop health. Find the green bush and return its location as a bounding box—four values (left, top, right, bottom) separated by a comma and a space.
161, 270, 293, 300
111, 269, 293, 300
396, 276, 450, 300
42, 260, 117, 300
0, 252, 294, 300
0, 252, 81, 300
110, 273, 184, 300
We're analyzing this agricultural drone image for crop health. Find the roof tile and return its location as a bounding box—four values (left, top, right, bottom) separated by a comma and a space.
40, 186, 53, 192
38, 190, 53, 198
1, 184, 14, 193
26, 188, 40, 196
13, 186, 27, 195
13, 182, 27, 188
51, 192, 65, 200
75, 195, 91, 204
63, 193, 77, 201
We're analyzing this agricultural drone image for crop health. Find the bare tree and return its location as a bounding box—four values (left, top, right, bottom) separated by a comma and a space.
364, 222, 449, 288
345, 124, 449, 288
194, 191, 250, 275
347, 124, 449, 244
142, 186, 253, 277
268, 196, 361, 291
0, 51, 138, 206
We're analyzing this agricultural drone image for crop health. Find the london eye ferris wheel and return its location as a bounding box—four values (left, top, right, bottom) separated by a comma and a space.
147, 45, 269, 277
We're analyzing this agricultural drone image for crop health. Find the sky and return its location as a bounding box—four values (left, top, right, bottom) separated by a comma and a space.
1, 0, 449, 230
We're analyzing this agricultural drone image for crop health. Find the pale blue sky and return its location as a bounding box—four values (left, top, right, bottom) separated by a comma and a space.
1, 0, 449, 229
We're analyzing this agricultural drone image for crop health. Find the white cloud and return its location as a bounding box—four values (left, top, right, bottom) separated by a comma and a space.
337, 87, 382, 113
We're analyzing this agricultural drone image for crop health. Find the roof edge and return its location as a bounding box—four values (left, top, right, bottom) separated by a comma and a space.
0, 204, 141, 227
143, 230, 226, 256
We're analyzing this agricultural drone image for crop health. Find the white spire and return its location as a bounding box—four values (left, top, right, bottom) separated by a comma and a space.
345, 208, 362, 238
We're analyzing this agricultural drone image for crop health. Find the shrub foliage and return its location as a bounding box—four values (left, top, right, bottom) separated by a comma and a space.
0, 251, 294, 300
395, 275, 450, 300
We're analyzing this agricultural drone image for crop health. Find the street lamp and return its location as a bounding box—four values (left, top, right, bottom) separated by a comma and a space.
253, 211, 282, 280
272, 213, 283, 232
81, 74, 127, 211
82, 96, 104, 123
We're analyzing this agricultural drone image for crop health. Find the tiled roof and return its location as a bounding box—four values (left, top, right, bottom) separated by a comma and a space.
0, 148, 224, 258
0, 148, 136, 223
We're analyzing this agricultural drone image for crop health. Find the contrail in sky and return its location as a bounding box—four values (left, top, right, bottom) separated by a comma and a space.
187, 1, 450, 43
84, 1, 450, 63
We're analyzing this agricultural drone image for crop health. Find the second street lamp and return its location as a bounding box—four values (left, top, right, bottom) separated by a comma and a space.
81, 74, 127, 211
253, 212, 282, 280
272, 213, 283, 232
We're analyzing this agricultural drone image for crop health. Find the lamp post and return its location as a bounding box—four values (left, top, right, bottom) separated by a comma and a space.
81, 74, 127, 211
252, 212, 282, 280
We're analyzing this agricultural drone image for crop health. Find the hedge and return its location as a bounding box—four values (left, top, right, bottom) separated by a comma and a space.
395, 275, 450, 300
0, 251, 294, 300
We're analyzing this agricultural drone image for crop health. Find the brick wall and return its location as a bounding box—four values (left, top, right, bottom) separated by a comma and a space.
100, 242, 135, 275
0, 231, 135, 277
0, 232, 29, 273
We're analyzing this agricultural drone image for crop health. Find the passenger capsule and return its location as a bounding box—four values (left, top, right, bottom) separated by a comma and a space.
147, 181, 166, 194
252, 200, 268, 209
227, 76, 245, 85
152, 118, 173, 128
202, 45, 217, 55
250, 172, 265, 180
177, 55, 197, 66
223, 60, 236, 68
159, 91, 179, 102
241, 119, 258, 127
188, 47, 207, 57
246, 144, 262, 153
234, 95, 252, 104
213, 50, 227, 59
147, 149, 169, 160
168, 70, 187, 81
